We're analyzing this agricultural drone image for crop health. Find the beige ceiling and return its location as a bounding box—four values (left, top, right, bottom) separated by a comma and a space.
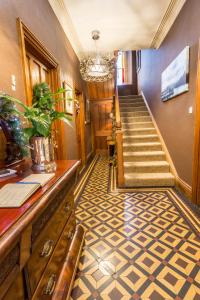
48, 0, 186, 57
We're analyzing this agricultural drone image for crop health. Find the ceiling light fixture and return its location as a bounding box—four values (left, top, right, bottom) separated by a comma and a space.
80, 30, 115, 82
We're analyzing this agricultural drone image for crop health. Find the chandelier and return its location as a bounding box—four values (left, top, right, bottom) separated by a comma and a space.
80, 30, 115, 82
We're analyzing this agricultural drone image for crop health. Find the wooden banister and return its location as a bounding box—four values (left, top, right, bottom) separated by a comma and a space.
113, 53, 125, 187
115, 87, 121, 129
116, 129, 125, 187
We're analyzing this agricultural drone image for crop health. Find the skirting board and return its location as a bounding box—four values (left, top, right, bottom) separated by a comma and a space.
176, 176, 192, 200
141, 91, 192, 200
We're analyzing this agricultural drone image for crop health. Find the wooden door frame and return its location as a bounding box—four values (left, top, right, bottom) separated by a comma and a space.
192, 40, 200, 205
17, 18, 64, 159
74, 87, 86, 167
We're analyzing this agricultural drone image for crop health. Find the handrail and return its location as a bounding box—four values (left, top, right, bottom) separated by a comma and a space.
116, 129, 124, 187
115, 87, 121, 129
113, 84, 124, 187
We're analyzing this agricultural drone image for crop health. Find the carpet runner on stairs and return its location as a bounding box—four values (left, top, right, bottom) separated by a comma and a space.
120, 95, 175, 187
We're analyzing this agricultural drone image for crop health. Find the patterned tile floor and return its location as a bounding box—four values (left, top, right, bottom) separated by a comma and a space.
71, 156, 200, 300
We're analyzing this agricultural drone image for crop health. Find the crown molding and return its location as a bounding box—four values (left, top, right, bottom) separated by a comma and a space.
151, 0, 186, 49
48, 0, 83, 58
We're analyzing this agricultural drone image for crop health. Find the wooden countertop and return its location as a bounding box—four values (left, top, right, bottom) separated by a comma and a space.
0, 160, 80, 238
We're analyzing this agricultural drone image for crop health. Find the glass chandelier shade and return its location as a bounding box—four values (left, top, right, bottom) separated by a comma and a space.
80, 31, 115, 82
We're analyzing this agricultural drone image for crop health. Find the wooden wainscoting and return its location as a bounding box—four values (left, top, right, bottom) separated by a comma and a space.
90, 99, 113, 154
87, 78, 114, 100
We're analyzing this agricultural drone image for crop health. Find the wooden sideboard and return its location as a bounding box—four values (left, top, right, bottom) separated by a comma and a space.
0, 160, 85, 300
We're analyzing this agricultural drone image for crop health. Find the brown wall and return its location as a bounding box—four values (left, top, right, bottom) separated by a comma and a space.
0, 0, 92, 161
138, 0, 200, 186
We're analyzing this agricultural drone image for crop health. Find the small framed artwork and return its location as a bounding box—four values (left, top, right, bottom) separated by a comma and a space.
85, 98, 90, 124
63, 81, 74, 115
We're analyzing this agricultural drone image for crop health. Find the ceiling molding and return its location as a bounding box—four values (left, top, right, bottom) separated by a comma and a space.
150, 0, 186, 49
48, 0, 83, 57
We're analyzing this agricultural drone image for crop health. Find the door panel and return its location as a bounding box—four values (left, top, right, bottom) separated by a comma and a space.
90, 100, 112, 154
26, 52, 52, 101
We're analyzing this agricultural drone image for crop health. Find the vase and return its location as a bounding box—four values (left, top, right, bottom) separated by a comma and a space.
30, 137, 56, 172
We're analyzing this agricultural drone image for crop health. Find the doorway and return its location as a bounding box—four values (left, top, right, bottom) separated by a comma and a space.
74, 88, 86, 168
17, 19, 64, 159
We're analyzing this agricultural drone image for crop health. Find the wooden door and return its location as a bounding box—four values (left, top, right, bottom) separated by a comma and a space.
26, 52, 52, 104
74, 91, 86, 167
90, 99, 113, 154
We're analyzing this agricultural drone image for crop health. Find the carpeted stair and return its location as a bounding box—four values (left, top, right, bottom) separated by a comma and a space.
120, 95, 175, 187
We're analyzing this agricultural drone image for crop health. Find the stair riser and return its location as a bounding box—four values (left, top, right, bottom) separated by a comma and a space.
123, 136, 159, 143
124, 165, 170, 173
119, 98, 144, 103
123, 145, 162, 152
123, 123, 154, 129
121, 106, 147, 112
120, 106, 148, 113
121, 111, 149, 118
120, 102, 144, 108
123, 154, 166, 162
119, 96, 142, 99
123, 129, 157, 136
122, 116, 152, 123
124, 178, 175, 187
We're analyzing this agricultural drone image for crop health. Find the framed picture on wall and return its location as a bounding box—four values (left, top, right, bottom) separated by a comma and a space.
161, 46, 190, 101
63, 81, 74, 115
85, 98, 90, 124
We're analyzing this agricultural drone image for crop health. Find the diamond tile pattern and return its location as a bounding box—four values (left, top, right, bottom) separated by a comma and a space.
71, 156, 200, 300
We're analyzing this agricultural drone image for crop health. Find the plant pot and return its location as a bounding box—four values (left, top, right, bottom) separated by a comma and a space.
30, 137, 56, 172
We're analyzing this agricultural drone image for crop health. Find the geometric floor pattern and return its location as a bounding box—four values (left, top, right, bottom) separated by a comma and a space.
71, 156, 200, 300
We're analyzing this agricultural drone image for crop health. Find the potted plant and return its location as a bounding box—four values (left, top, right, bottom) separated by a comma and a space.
0, 94, 28, 164
0, 82, 71, 171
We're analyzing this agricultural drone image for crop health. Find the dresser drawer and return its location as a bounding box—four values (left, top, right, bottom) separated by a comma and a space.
32, 213, 76, 300
27, 188, 74, 294
32, 177, 75, 244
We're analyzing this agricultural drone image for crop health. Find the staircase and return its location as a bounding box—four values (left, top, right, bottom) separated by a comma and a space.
120, 94, 175, 187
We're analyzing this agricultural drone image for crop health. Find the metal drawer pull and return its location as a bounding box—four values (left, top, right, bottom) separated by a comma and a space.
44, 274, 56, 295
67, 230, 74, 240
40, 240, 54, 257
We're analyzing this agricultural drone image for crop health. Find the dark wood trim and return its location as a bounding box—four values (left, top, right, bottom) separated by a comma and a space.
192, 40, 200, 205
74, 85, 86, 167
17, 18, 65, 159
17, 18, 59, 105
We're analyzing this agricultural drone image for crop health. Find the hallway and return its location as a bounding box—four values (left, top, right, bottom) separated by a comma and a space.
71, 156, 200, 300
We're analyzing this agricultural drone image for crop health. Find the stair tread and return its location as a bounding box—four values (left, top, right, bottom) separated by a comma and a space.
125, 173, 174, 179
122, 119, 151, 122
124, 161, 169, 167
123, 127, 155, 131
123, 142, 161, 146
120, 110, 147, 114
123, 134, 159, 139
124, 151, 165, 156
122, 121, 153, 124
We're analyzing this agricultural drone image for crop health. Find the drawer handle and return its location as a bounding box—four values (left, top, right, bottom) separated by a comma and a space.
44, 274, 56, 295
40, 240, 54, 257
67, 230, 74, 240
